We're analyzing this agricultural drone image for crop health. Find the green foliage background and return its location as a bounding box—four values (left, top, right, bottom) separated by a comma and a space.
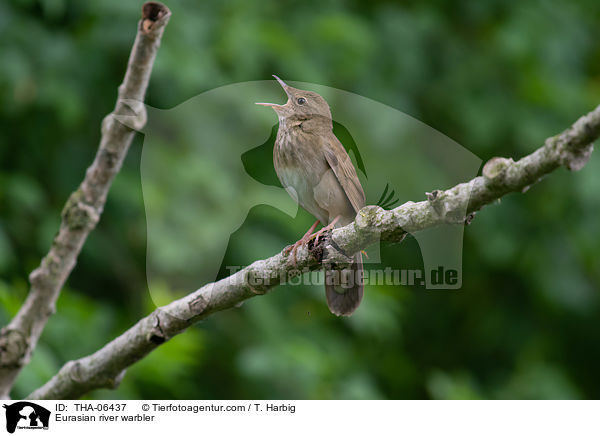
1, 0, 599, 399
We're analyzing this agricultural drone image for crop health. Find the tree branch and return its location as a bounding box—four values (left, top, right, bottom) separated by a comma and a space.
0, 2, 171, 399
26, 103, 599, 400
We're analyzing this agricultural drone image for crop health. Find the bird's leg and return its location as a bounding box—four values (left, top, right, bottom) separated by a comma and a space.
284, 219, 320, 263
313, 215, 341, 245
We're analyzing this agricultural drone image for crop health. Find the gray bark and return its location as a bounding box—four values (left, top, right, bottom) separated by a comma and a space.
0, 2, 171, 399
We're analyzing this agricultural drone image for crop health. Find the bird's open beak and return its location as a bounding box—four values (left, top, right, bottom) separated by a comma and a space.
272, 75, 292, 97
255, 75, 292, 108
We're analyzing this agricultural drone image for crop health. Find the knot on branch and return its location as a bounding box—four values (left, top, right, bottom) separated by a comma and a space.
112, 99, 147, 132
426, 190, 441, 201
29, 264, 50, 289
560, 143, 594, 171
187, 293, 209, 316
483, 157, 513, 183
61, 191, 100, 231
426, 190, 444, 216
141, 2, 171, 35
567, 108, 600, 147
354, 205, 384, 237
418, 184, 472, 226
147, 314, 166, 345
0, 329, 28, 368
306, 236, 326, 263
64, 360, 84, 384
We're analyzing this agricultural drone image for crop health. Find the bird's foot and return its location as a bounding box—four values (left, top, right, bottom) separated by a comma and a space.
283, 217, 341, 265
283, 220, 321, 265
311, 216, 340, 246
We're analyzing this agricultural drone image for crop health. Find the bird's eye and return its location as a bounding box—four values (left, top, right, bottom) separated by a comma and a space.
297, 97, 306, 105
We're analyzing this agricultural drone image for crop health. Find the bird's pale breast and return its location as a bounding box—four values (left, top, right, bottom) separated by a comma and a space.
274, 127, 355, 225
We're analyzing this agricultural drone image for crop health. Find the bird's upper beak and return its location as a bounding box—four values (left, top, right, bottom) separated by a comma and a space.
272, 75, 292, 97
255, 75, 292, 109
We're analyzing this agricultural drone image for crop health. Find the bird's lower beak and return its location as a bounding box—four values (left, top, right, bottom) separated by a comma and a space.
255, 102, 283, 108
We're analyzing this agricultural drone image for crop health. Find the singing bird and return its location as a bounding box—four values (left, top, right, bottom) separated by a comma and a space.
257, 76, 366, 316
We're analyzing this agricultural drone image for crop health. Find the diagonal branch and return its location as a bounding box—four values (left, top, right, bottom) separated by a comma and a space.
26, 103, 599, 400
0, 2, 171, 399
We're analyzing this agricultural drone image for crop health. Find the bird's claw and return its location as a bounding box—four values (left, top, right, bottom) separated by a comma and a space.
311, 222, 335, 246
283, 217, 340, 265
312, 216, 340, 246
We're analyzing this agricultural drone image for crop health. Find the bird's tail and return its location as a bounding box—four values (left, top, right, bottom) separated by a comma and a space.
325, 252, 364, 316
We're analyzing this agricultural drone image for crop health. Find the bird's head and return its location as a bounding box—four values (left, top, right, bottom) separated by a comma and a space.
256, 76, 332, 127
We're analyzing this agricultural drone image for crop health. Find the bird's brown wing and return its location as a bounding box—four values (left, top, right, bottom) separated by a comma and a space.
322, 134, 366, 213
